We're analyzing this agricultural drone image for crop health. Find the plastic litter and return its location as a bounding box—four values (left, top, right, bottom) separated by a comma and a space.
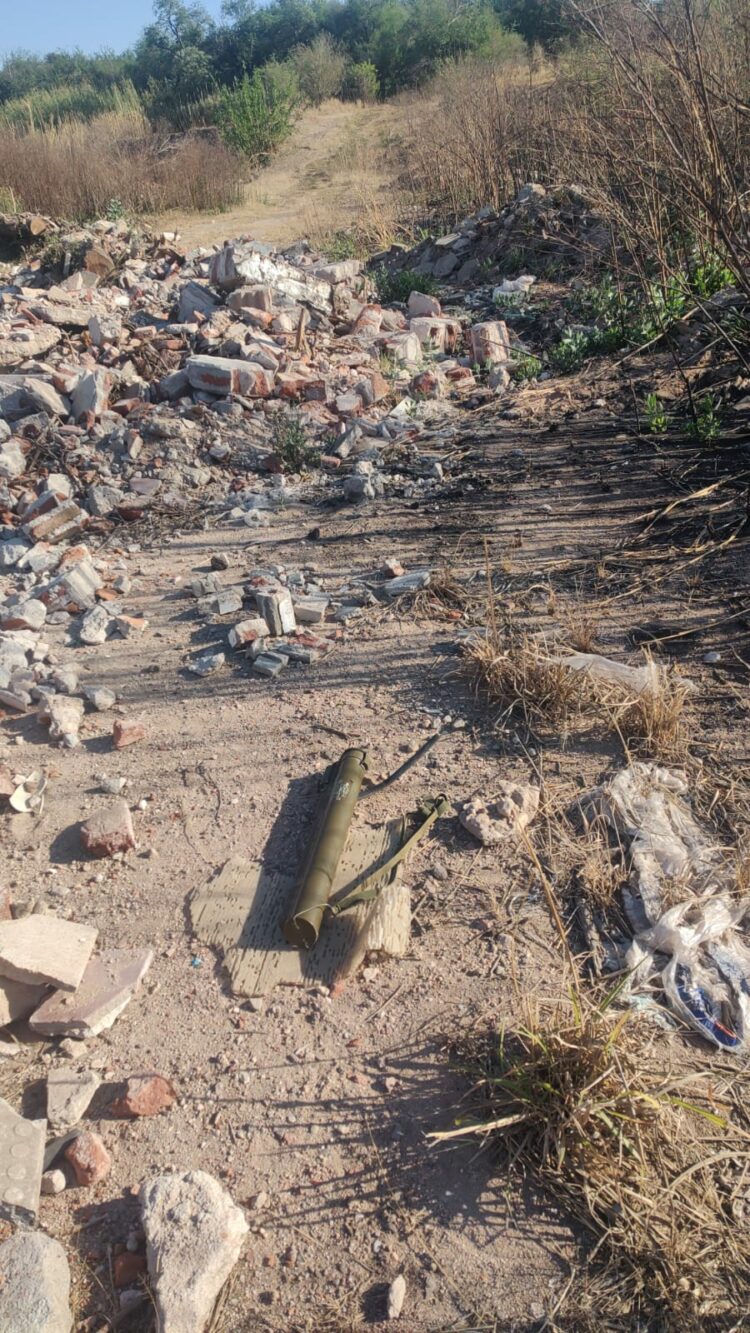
582, 762, 750, 1050
553, 651, 664, 697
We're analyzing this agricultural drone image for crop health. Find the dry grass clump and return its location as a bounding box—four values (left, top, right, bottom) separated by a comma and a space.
611, 665, 693, 763
563, 604, 601, 653
434, 1000, 750, 1328
576, 828, 628, 913
404, 565, 470, 622
465, 623, 593, 732
466, 599, 693, 761
0, 109, 243, 221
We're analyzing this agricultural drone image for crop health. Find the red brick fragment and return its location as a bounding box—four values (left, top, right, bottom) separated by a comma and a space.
64, 1131, 111, 1186
80, 799, 135, 858
113, 1252, 147, 1288
110, 1073, 177, 1119
112, 718, 146, 750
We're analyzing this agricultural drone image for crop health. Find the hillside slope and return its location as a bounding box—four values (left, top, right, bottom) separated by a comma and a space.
157, 99, 404, 249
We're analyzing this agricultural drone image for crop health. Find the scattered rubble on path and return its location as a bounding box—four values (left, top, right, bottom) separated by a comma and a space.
0, 182, 746, 1332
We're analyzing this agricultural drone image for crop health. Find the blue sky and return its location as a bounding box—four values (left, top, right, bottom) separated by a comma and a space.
0, 1, 226, 60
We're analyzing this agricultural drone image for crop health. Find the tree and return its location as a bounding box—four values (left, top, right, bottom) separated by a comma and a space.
292, 33, 348, 104
492, 0, 579, 49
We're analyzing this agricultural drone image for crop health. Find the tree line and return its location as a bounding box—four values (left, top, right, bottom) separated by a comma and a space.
0, 0, 576, 121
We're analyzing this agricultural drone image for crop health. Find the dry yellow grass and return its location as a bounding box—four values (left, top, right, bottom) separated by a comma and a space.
434, 999, 750, 1329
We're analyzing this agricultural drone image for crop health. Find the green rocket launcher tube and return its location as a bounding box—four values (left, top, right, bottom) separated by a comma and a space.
283, 747, 368, 949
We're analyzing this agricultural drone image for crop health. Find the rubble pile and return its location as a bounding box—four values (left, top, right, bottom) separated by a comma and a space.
0, 912, 153, 1051
0, 211, 522, 701
382, 182, 611, 288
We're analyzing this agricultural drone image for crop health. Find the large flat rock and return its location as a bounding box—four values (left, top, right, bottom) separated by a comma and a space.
30, 947, 153, 1037
0, 915, 97, 991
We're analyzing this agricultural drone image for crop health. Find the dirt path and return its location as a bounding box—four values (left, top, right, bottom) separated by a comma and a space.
157, 100, 402, 250
2, 356, 747, 1329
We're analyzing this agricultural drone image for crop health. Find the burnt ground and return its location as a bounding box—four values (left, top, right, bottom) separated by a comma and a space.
1, 361, 749, 1333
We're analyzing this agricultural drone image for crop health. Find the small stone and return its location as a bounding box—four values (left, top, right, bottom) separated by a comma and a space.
41, 695, 84, 748
84, 686, 117, 712
80, 800, 135, 858
41, 1169, 67, 1196
460, 784, 539, 845
188, 651, 225, 677
79, 604, 111, 645
46, 1069, 101, 1131
64, 1130, 111, 1186
210, 553, 230, 570
59, 1039, 87, 1058
387, 1274, 407, 1320
110, 1073, 177, 1119
381, 557, 405, 579
0, 1232, 72, 1332
112, 717, 147, 750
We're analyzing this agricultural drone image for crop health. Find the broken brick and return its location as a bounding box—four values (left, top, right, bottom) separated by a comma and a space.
80, 800, 135, 858
110, 1073, 177, 1119
64, 1131, 111, 1186
112, 718, 147, 750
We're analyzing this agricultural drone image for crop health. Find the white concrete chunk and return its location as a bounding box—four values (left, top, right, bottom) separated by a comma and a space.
141, 1170, 248, 1333
46, 1069, 101, 1131
0, 1232, 72, 1333
0, 915, 97, 992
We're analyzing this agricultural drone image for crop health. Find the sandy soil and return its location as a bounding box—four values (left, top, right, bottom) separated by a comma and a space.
156, 100, 403, 251
1, 344, 748, 1331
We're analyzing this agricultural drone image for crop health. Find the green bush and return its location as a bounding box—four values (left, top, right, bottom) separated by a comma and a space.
272, 412, 318, 472
374, 267, 437, 303
292, 34, 347, 106
343, 62, 380, 103
511, 350, 542, 381
217, 68, 297, 164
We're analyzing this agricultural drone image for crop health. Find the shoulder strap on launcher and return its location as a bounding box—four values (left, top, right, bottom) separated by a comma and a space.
327, 794, 449, 918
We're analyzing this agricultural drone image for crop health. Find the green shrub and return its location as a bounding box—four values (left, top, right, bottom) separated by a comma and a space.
511, 351, 542, 381
272, 412, 318, 472
374, 267, 437, 303
217, 68, 297, 165
292, 34, 347, 106
343, 62, 380, 102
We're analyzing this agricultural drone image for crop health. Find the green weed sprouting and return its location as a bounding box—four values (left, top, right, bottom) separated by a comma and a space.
373, 266, 437, 304
271, 412, 319, 472
644, 391, 668, 435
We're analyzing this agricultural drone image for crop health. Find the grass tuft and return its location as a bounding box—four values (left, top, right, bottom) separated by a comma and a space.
465, 622, 591, 732
434, 998, 750, 1327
